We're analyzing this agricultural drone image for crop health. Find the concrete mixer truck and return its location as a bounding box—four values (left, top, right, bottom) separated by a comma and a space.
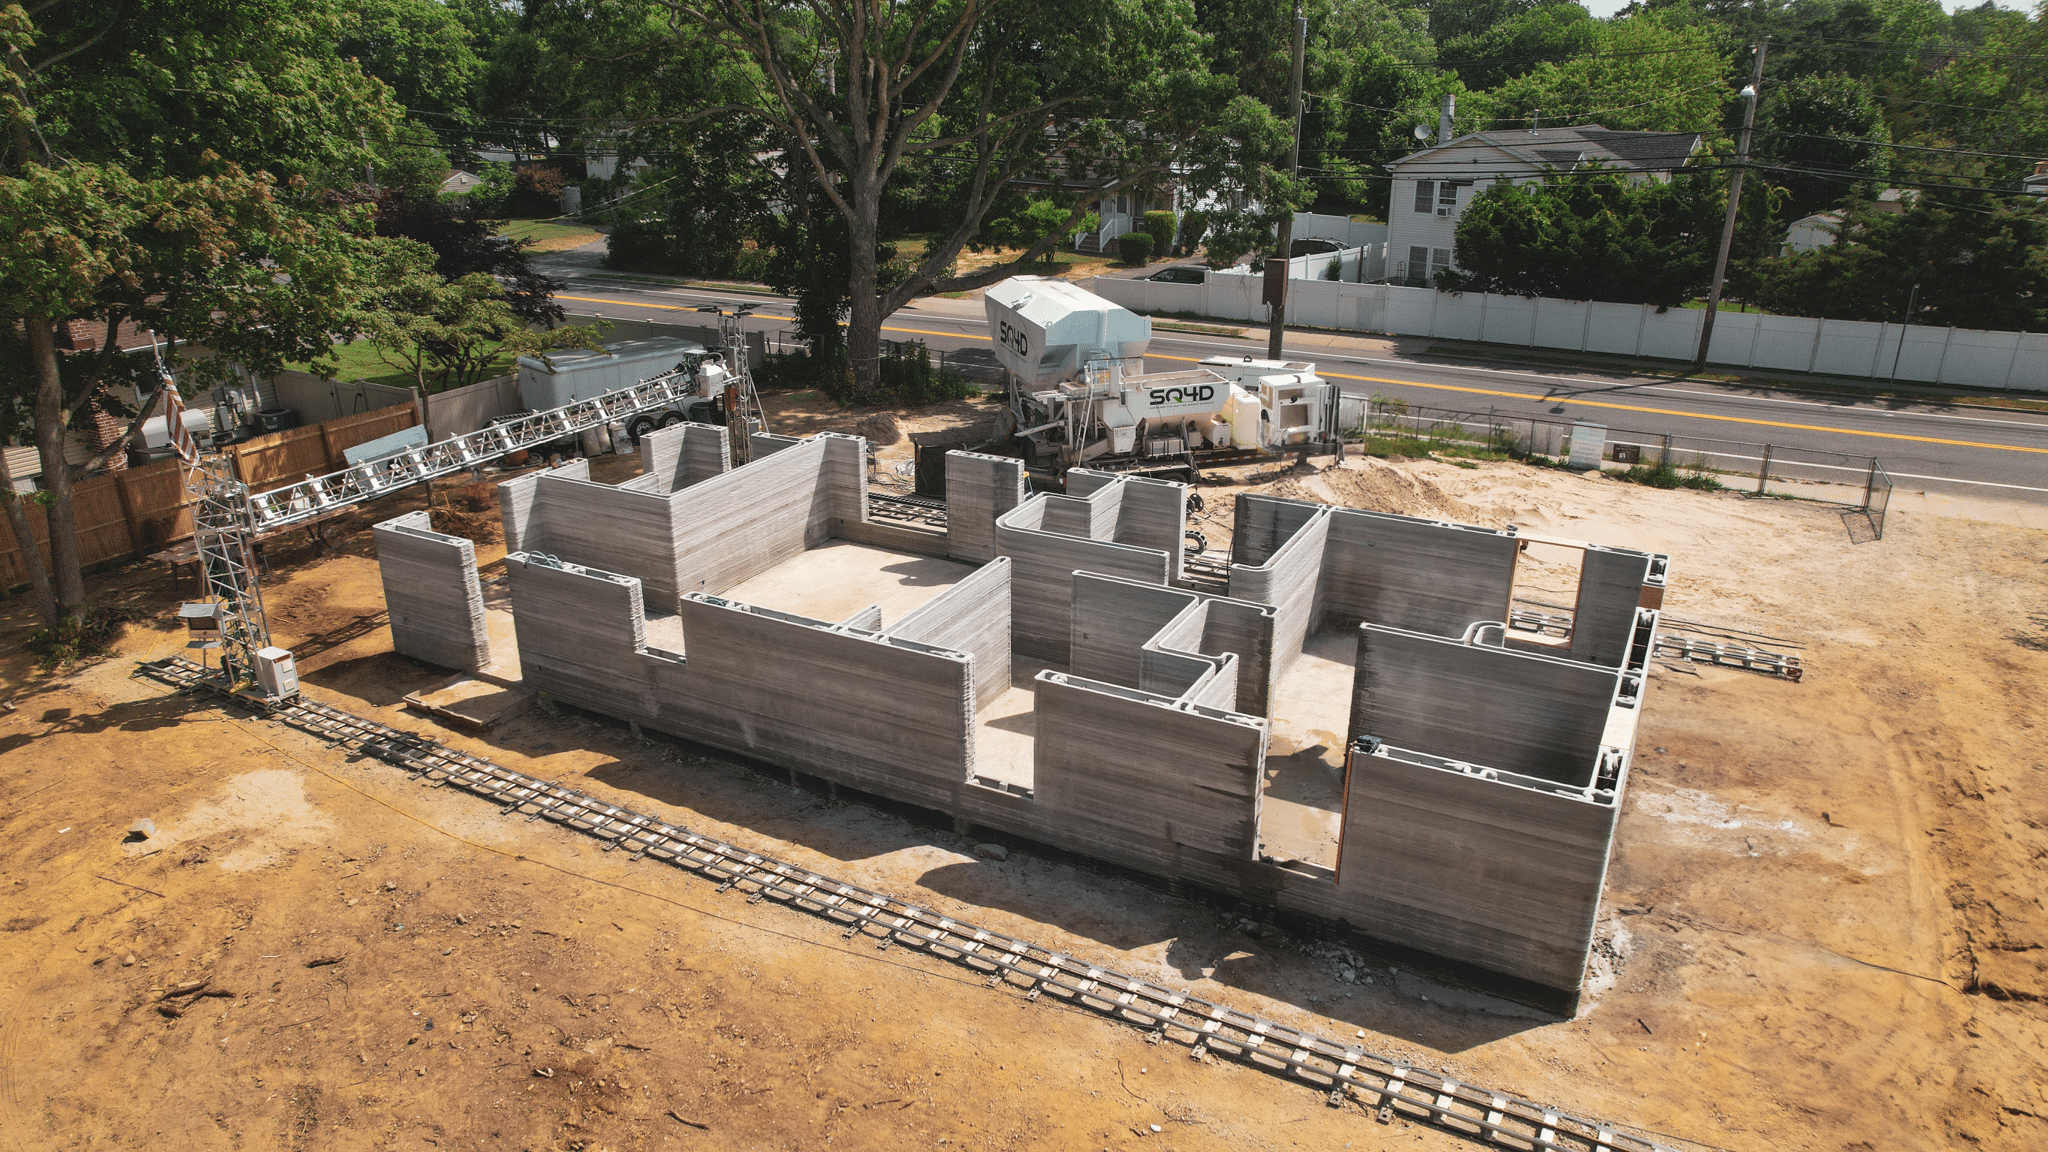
982, 277, 1341, 480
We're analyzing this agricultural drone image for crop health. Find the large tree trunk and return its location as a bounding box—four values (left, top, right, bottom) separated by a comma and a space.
0, 444, 58, 629
24, 317, 87, 621
843, 178, 884, 403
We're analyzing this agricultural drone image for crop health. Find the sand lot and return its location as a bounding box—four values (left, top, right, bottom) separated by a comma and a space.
0, 438, 2041, 1152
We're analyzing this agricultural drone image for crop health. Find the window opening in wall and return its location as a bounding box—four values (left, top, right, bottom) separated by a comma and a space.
1437, 182, 1459, 216
1430, 248, 1453, 282
1413, 179, 1435, 213
1408, 245, 1429, 284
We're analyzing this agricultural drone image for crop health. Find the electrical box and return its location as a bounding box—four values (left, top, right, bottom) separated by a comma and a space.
254, 646, 299, 699
178, 602, 224, 649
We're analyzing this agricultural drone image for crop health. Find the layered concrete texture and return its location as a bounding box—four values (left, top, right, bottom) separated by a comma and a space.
498, 430, 866, 610
1335, 741, 1622, 1000
463, 430, 1671, 1011
636, 422, 730, 493
1348, 623, 1622, 788
1226, 494, 1519, 646
943, 451, 1027, 564
1568, 544, 1658, 666
373, 510, 490, 671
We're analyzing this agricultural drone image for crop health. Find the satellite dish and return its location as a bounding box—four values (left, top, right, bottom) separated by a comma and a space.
1413, 124, 1433, 141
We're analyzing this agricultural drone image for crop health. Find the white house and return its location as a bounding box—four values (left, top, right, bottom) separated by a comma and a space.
1382, 125, 1702, 285
1783, 188, 1908, 254
2024, 160, 2047, 197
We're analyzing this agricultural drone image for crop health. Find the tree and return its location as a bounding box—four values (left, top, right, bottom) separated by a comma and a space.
373, 194, 566, 327
1753, 73, 1891, 219
1434, 168, 1722, 305
643, 0, 1286, 398
364, 243, 599, 392
1749, 190, 2048, 330
1464, 15, 1729, 134
0, 1, 398, 629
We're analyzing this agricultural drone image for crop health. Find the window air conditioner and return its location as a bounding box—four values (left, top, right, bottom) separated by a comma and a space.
1436, 207, 1451, 217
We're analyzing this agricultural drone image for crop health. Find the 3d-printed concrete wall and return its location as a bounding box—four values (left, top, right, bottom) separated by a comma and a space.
1335, 743, 1622, 995
1349, 623, 1621, 787
1568, 545, 1654, 667
996, 492, 1170, 662
944, 452, 1027, 564
887, 557, 1015, 709
636, 422, 729, 493
373, 510, 490, 672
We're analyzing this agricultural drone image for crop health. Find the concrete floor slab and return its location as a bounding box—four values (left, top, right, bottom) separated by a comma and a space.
720, 540, 975, 627
1259, 628, 1356, 869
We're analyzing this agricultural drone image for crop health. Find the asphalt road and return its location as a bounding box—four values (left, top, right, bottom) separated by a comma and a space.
549, 278, 2048, 503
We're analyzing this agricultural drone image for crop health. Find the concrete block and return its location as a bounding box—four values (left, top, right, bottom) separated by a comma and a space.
374, 511, 490, 672
1349, 623, 1619, 787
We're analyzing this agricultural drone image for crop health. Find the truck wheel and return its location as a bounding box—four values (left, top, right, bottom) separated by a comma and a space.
627, 414, 659, 443
658, 411, 687, 428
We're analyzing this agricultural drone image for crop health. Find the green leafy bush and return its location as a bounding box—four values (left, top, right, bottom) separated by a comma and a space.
1142, 211, 1176, 256
1115, 231, 1154, 265
1179, 209, 1209, 253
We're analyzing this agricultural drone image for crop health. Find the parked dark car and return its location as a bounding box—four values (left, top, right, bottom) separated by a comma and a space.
1144, 265, 1207, 284
1289, 237, 1343, 257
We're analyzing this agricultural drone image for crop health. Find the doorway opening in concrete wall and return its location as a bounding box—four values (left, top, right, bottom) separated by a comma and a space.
1256, 625, 1352, 878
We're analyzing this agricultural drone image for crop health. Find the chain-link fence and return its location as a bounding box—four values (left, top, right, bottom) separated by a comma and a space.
1339, 396, 1889, 538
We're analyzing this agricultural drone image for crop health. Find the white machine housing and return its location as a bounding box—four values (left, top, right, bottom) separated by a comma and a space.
983, 277, 1334, 467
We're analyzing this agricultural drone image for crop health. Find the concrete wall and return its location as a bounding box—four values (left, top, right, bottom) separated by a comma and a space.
944, 451, 1026, 564
373, 511, 490, 672
888, 557, 1014, 709
995, 495, 1170, 663
1069, 574, 1278, 717
1569, 545, 1655, 667
637, 422, 729, 493
1116, 478, 1189, 580
1349, 624, 1620, 788
1230, 493, 1325, 566
1031, 672, 1268, 881
1335, 744, 1620, 996
1227, 508, 1329, 680
503, 434, 864, 611
496, 458, 587, 558
1322, 507, 1518, 636
505, 553, 976, 812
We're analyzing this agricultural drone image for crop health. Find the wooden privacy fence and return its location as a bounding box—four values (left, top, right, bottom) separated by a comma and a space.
0, 457, 197, 589
0, 402, 422, 590
226, 402, 419, 490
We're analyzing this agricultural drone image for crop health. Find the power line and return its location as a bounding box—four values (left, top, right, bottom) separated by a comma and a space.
1752, 128, 2048, 163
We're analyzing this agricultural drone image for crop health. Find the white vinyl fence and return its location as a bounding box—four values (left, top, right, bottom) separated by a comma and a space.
1089, 275, 2048, 392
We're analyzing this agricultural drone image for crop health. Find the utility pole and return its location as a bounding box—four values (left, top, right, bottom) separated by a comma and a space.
1265, 2, 1308, 360
1694, 39, 1767, 371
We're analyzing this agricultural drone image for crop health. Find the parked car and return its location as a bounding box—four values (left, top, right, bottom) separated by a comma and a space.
1144, 265, 1207, 284
1289, 237, 1343, 257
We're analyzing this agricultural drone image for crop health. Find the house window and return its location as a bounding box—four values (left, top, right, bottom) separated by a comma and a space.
1431, 247, 1452, 280
1413, 180, 1434, 213
1408, 245, 1429, 282
1438, 183, 1459, 214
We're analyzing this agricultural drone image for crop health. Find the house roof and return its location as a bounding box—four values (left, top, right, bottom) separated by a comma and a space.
1390, 125, 1703, 174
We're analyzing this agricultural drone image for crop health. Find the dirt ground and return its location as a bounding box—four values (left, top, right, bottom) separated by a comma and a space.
1, 427, 2043, 1152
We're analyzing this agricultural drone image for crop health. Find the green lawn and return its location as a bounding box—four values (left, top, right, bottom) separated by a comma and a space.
288, 339, 524, 394
498, 218, 605, 252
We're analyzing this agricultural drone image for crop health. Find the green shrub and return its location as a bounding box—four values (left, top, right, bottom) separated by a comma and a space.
1324, 256, 1343, 280
1115, 231, 1154, 265
1179, 209, 1209, 253
1613, 456, 1724, 491
1142, 210, 1176, 256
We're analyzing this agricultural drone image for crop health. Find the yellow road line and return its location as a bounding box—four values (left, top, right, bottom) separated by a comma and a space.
565, 295, 2045, 454
1141, 354, 2048, 455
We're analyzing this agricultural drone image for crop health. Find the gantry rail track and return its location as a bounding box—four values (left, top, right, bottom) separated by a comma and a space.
137, 655, 1674, 1152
